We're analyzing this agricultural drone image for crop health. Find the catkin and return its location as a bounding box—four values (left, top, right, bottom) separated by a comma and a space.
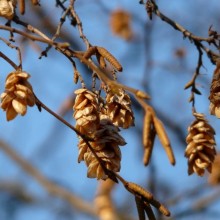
153, 117, 175, 165
150, 200, 170, 217
96, 47, 123, 72
135, 196, 145, 220
143, 201, 156, 220
126, 182, 153, 201
143, 112, 153, 147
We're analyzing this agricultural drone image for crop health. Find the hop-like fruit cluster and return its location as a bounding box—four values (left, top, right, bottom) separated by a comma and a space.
0, 0, 17, 20
106, 89, 134, 129
185, 113, 216, 176
78, 118, 126, 179
209, 60, 220, 118
1, 71, 35, 121
110, 9, 133, 41
73, 89, 100, 135
73, 88, 128, 180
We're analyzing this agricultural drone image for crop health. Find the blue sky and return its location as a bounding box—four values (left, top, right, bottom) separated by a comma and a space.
1, 1, 220, 219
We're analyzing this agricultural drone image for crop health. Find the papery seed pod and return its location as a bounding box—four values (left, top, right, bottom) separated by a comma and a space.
1, 70, 35, 121
110, 9, 133, 41
0, 0, 17, 19
185, 113, 216, 176
96, 47, 123, 72
105, 89, 134, 129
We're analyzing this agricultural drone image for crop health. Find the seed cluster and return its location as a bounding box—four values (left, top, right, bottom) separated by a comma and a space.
73, 88, 133, 179
185, 113, 216, 176
0, 0, 16, 20
1, 71, 35, 121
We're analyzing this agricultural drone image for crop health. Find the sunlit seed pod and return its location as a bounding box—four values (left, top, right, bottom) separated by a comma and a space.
1, 92, 14, 110
193, 164, 204, 176
74, 88, 88, 95
6, 103, 17, 121
96, 46, 123, 72
14, 90, 27, 99
74, 98, 88, 109
195, 159, 209, 169
12, 99, 27, 115
196, 145, 203, 151
193, 121, 205, 129
83, 46, 97, 59
192, 133, 205, 140
15, 84, 32, 95
188, 152, 197, 163
185, 142, 196, 156
193, 112, 205, 119
16, 71, 30, 79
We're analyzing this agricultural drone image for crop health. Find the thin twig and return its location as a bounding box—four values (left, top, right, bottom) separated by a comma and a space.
0, 51, 19, 70
0, 37, 22, 68
0, 140, 96, 216
148, 0, 220, 64
0, 25, 69, 48
69, 0, 91, 49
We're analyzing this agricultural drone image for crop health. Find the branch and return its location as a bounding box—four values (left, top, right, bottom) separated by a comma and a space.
0, 140, 97, 216
147, 0, 220, 63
